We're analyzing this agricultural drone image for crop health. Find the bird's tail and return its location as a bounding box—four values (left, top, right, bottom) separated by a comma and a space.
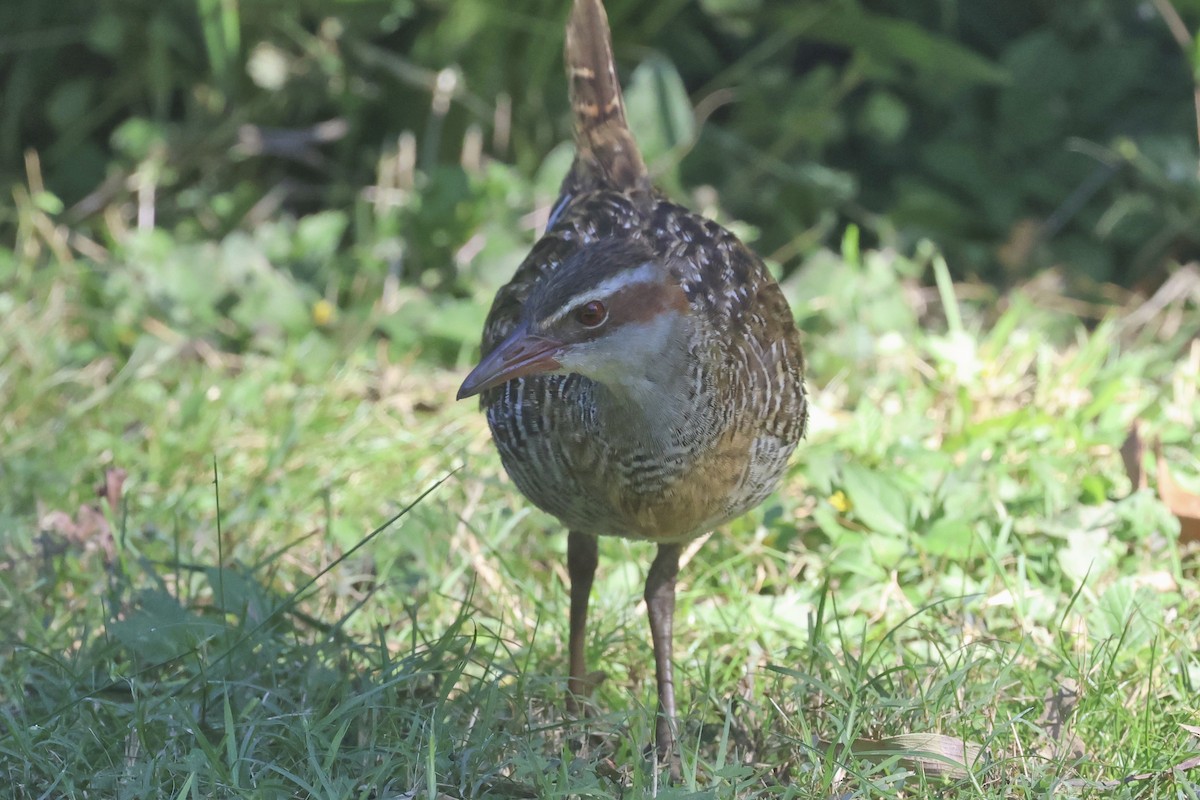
563, 0, 648, 193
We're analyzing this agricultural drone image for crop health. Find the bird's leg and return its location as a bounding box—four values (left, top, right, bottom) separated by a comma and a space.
566, 530, 599, 713
644, 542, 683, 779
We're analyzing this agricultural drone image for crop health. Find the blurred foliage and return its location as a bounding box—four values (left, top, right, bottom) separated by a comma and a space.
3, 0, 1200, 298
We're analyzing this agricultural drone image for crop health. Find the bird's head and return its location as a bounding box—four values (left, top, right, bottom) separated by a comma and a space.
457, 238, 692, 400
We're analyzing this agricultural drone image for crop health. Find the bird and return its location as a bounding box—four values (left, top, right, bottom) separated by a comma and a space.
457, 0, 807, 775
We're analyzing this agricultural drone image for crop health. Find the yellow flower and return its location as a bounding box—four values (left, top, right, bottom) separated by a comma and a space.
312, 299, 335, 327
828, 490, 850, 513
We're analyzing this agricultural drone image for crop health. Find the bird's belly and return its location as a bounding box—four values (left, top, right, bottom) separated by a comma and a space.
497, 441, 742, 542
487, 382, 795, 541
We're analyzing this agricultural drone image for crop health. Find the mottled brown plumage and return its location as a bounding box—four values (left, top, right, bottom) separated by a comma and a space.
563, 0, 647, 194
458, 0, 807, 776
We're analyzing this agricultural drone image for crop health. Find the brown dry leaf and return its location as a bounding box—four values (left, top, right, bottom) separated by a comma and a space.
1182, 723, 1200, 740
40, 504, 109, 547
99, 467, 127, 515
1122, 421, 1200, 544
1155, 447, 1200, 543
37, 467, 127, 563
1120, 421, 1148, 491
1037, 679, 1087, 761
849, 733, 983, 780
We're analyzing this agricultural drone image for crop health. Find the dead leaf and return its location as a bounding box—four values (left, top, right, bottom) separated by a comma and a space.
37, 467, 126, 563
1121, 421, 1200, 544
1155, 441, 1200, 543
1037, 679, 1087, 761
1120, 421, 1148, 491
847, 732, 983, 780
98, 467, 127, 516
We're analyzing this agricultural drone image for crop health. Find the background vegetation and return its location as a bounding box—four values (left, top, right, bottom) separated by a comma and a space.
6, 0, 1200, 297
2, 0, 1200, 797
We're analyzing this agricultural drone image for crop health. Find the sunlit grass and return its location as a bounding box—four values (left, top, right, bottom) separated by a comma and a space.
1, 233, 1198, 797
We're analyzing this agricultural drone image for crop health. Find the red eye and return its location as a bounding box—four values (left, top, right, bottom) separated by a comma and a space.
574, 300, 608, 328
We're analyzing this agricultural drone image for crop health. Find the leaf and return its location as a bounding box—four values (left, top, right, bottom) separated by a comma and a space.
1057, 527, 1112, 584
1090, 577, 1163, 652
295, 211, 349, 263
840, 463, 910, 536
1124, 421, 1200, 543
32, 191, 65, 216
1037, 679, 1087, 761
424, 298, 488, 348
1156, 442, 1200, 544
857, 89, 910, 144
623, 55, 695, 173
804, 7, 1008, 88
205, 566, 284, 626
849, 733, 984, 779
108, 590, 223, 664
920, 518, 976, 561
1121, 420, 1148, 491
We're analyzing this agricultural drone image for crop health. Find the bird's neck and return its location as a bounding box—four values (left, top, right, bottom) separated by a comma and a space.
588, 348, 716, 456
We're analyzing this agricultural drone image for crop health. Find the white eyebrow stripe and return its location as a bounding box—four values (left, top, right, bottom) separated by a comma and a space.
543, 261, 658, 325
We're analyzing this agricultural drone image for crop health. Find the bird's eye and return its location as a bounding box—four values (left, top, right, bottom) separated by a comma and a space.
574, 300, 608, 328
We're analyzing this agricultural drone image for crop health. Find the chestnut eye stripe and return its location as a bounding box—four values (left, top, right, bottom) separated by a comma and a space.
542, 261, 658, 327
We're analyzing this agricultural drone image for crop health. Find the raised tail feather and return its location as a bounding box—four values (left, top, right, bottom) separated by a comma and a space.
563, 0, 648, 193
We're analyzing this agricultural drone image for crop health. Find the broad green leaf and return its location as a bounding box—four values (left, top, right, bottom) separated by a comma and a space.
1091, 578, 1164, 654
296, 211, 350, 263
920, 518, 976, 561
841, 462, 910, 536
623, 54, 695, 172
805, 8, 1008, 88
108, 590, 223, 664
1056, 527, 1112, 584
205, 566, 284, 625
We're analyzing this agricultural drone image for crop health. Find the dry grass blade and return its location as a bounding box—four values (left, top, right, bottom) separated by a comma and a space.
1061, 753, 1200, 790
1119, 264, 1200, 339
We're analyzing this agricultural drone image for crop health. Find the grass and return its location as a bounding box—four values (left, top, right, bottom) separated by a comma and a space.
1, 219, 1199, 798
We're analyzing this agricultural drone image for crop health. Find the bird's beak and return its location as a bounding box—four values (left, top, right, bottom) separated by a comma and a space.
457, 326, 563, 400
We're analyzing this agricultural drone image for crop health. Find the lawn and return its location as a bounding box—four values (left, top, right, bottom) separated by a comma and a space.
2, 209, 1199, 797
